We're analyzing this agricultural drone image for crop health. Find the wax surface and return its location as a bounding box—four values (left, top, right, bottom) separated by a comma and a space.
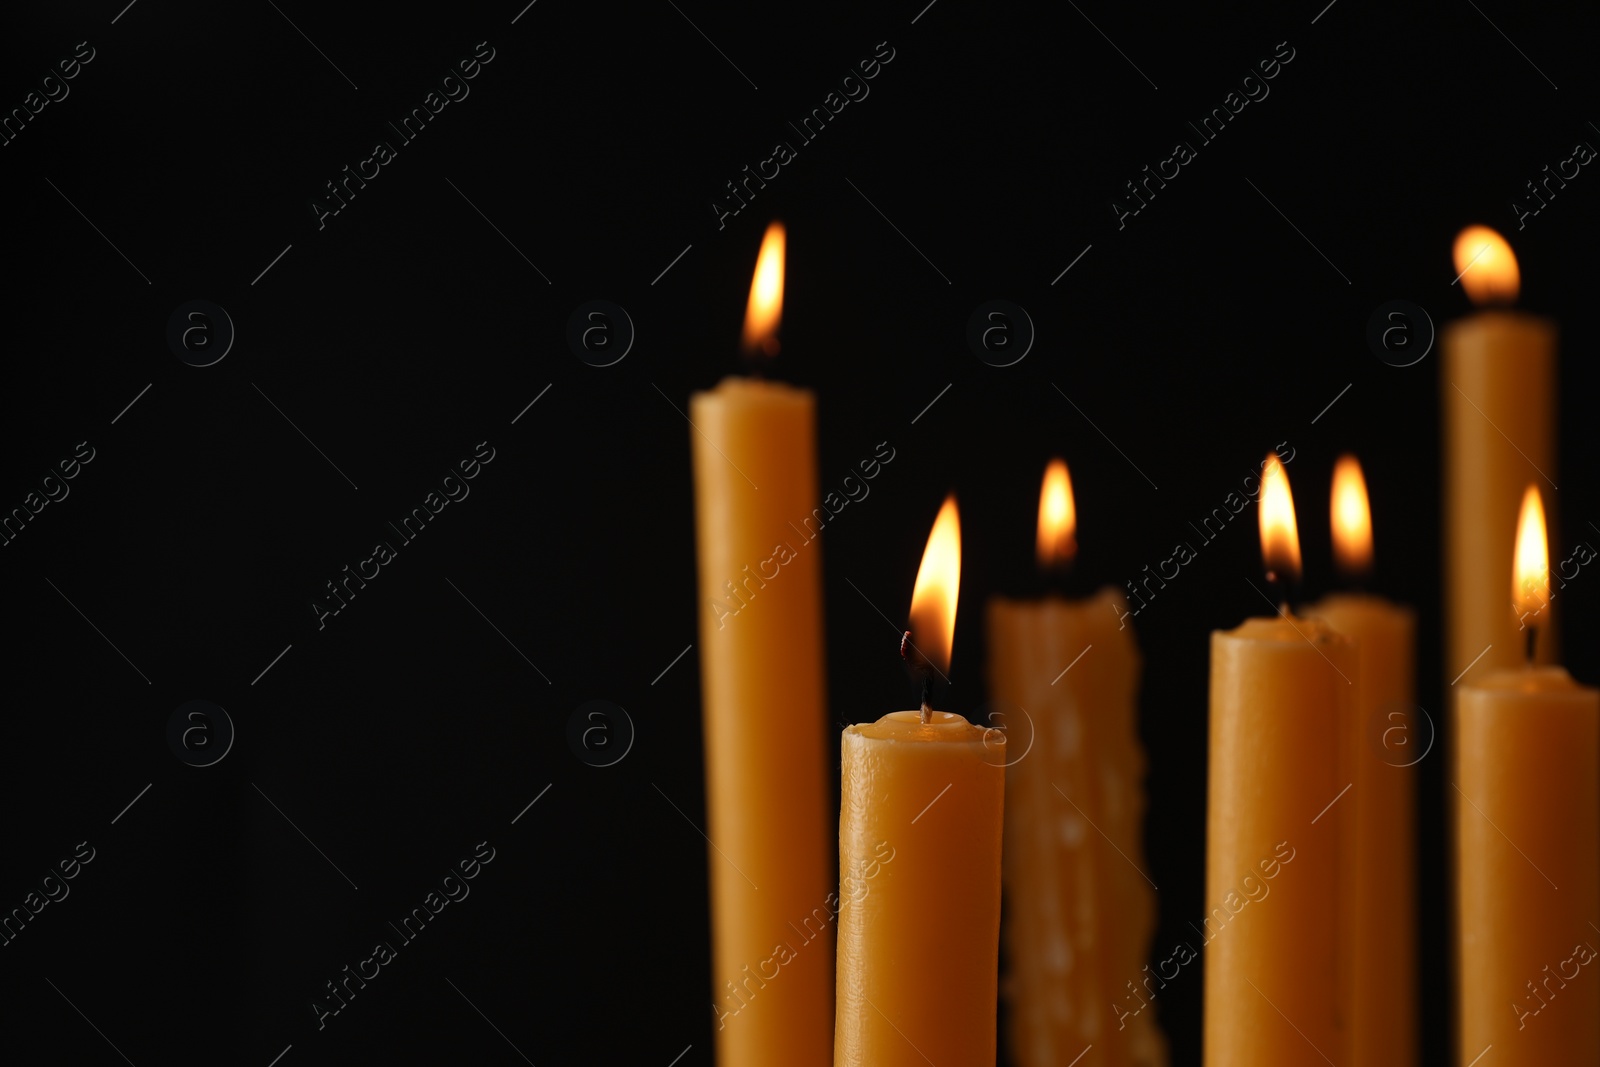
1455, 666, 1599, 1064
987, 590, 1165, 1067
691, 377, 832, 1067
1205, 615, 1355, 1067
1306, 593, 1419, 1066
835, 711, 1005, 1067
1442, 311, 1558, 684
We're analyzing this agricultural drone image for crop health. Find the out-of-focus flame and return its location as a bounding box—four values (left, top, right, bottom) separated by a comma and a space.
1512, 484, 1549, 624
741, 221, 785, 356
1453, 225, 1519, 306
1259, 453, 1302, 584
909, 494, 961, 674
1036, 458, 1077, 568
1330, 454, 1373, 579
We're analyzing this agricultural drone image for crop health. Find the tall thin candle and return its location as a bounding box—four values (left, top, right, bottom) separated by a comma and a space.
1443, 226, 1558, 685
1204, 453, 1354, 1066
989, 459, 1165, 1066
1305, 454, 1418, 1066
692, 223, 832, 1066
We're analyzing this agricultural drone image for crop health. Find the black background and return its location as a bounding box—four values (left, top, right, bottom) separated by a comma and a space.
2, 1, 1597, 1064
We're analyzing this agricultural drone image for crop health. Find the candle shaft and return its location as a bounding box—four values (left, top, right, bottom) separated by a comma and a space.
692, 378, 832, 1067
1442, 311, 1558, 683
1455, 666, 1600, 1063
1306, 593, 1419, 1065
835, 711, 1005, 1067
1205, 616, 1355, 1066
988, 590, 1164, 1067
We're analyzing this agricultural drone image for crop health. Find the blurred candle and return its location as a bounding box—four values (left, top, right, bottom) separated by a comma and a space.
835, 497, 1007, 1067
988, 459, 1165, 1067
1455, 486, 1600, 1064
691, 222, 832, 1066
1205, 454, 1355, 1066
1443, 225, 1558, 684
1305, 455, 1418, 1066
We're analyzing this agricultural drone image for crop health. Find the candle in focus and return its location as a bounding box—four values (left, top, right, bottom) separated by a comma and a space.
1305, 455, 1418, 1066
988, 459, 1165, 1067
835, 496, 1006, 1067
1204, 453, 1355, 1066
691, 222, 833, 1066
1455, 486, 1600, 1064
1443, 225, 1558, 684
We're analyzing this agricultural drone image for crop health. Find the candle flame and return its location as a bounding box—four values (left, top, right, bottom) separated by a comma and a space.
741, 221, 785, 357
909, 494, 961, 675
1259, 453, 1302, 584
1330, 453, 1373, 578
1453, 225, 1519, 306
1036, 458, 1077, 568
1512, 484, 1549, 623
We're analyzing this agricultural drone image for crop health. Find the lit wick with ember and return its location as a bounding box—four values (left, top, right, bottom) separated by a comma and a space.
1258, 451, 1301, 611
901, 494, 960, 722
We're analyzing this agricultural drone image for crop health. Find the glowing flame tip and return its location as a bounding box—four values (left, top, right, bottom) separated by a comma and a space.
1512, 485, 1549, 625
1330, 454, 1373, 578
741, 221, 785, 357
1453, 225, 1519, 306
1036, 458, 1077, 567
909, 494, 961, 675
1259, 453, 1302, 585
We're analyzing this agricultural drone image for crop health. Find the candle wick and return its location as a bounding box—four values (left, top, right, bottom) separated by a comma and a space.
902, 629, 935, 722
1264, 569, 1293, 615
1526, 624, 1537, 665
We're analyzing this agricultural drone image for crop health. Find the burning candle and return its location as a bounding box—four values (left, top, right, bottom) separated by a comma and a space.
1305, 455, 1419, 1066
1204, 453, 1355, 1066
835, 496, 1006, 1067
987, 459, 1165, 1067
1443, 225, 1559, 684
691, 222, 833, 1066
1455, 486, 1599, 1064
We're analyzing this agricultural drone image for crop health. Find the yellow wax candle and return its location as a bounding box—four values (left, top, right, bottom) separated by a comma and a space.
1455, 487, 1600, 1064
988, 459, 1165, 1067
1205, 453, 1355, 1067
834, 497, 1007, 1067
691, 224, 832, 1067
1305, 455, 1419, 1067
1443, 226, 1558, 684
837, 711, 1005, 1066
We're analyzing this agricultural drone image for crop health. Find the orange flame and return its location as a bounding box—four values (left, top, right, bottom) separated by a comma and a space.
1330, 454, 1373, 578
1036, 458, 1077, 568
1512, 484, 1549, 624
909, 494, 961, 674
1259, 453, 1302, 584
741, 221, 785, 356
1453, 225, 1519, 306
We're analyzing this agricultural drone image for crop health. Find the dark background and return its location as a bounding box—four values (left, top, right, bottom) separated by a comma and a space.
1, 0, 1597, 1063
